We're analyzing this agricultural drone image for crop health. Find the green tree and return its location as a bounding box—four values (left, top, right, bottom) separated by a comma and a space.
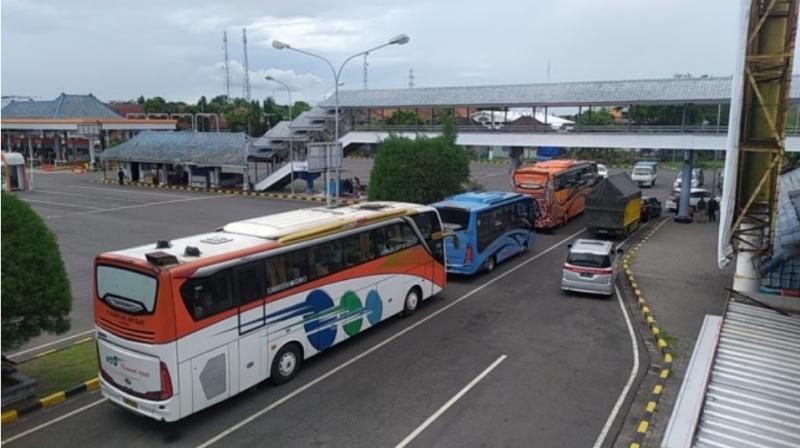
368, 124, 469, 204
385, 109, 422, 126
1, 192, 71, 350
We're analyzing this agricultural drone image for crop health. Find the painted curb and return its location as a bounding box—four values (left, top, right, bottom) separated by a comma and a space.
622, 217, 674, 448
98, 179, 362, 205
1, 378, 100, 425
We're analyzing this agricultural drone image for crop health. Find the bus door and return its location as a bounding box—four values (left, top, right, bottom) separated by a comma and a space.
233, 261, 267, 391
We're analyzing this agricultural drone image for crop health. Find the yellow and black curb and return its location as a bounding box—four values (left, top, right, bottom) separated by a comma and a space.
622, 217, 673, 448
98, 179, 362, 205
1, 378, 100, 424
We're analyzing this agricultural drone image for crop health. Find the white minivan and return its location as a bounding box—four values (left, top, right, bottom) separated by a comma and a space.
631, 161, 658, 187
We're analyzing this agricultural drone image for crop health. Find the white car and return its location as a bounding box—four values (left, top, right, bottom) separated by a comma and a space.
665, 188, 717, 213
597, 164, 609, 179
673, 168, 705, 189
631, 162, 658, 187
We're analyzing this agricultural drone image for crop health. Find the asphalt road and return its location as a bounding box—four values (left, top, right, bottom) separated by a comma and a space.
4, 161, 685, 447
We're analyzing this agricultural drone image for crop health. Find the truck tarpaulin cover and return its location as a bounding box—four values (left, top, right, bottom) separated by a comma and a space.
587, 173, 641, 211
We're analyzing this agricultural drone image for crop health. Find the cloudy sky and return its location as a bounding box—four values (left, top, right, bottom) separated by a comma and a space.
2, 0, 796, 104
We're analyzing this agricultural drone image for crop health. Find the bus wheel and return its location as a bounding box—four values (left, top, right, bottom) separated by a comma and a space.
271, 343, 302, 385
484, 256, 496, 273
402, 288, 421, 317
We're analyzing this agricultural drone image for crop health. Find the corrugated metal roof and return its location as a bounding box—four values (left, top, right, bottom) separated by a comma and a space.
1, 93, 121, 119
99, 131, 248, 167
319, 76, 800, 108
693, 300, 800, 448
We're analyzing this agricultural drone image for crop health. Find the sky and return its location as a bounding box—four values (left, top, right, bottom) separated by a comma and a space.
2, 0, 797, 105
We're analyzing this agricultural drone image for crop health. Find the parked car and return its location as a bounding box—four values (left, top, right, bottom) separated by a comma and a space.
665, 188, 717, 213
640, 196, 662, 222
561, 239, 622, 297
631, 161, 658, 187
673, 168, 705, 189
597, 164, 609, 179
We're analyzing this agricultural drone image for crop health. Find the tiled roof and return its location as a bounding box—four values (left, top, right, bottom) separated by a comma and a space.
319, 76, 800, 108
99, 132, 248, 167
1, 93, 121, 119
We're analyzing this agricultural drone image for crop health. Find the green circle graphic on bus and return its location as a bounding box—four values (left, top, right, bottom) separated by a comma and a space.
341, 291, 363, 336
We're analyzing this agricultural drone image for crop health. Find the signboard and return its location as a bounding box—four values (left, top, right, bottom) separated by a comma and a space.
307, 142, 341, 172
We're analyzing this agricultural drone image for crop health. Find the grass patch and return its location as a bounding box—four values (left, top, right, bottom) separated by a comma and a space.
18, 340, 98, 398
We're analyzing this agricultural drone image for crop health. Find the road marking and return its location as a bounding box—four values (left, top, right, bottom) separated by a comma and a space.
1, 398, 107, 446
69, 185, 191, 198
33, 189, 151, 203
195, 228, 585, 448
23, 199, 105, 210
591, 285, 640, 448
46, 195, 232, 219
8, 330, 96, 359
394, 355, 507, 448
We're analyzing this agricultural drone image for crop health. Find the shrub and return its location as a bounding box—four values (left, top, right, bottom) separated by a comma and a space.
1, 192, 71, 351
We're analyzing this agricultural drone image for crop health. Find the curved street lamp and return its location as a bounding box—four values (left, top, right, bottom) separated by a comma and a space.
272, 34, 410, 205
265, 76, 296, 195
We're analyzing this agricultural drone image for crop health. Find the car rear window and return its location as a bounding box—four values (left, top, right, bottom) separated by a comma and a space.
567, 252, 611, 268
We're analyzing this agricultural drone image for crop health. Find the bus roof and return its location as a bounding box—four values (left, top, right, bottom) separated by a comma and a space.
101, 202, 431, 268
432, 191, 525, 211
515, 159, 587, 174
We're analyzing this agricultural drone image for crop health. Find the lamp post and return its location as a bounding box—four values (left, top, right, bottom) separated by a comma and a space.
272, 34, 410, 205
265, 76, 295, 195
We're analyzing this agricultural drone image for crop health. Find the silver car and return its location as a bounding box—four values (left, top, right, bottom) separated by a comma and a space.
561, 239, 621, 296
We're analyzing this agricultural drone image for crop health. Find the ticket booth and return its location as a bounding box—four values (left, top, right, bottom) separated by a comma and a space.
1, 152, 28, 191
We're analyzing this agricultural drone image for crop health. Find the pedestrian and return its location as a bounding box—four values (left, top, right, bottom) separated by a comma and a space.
696, 197, 707, 223
117, 167, 125, 185
707, 197, 718, 223
353, 177, 362, 199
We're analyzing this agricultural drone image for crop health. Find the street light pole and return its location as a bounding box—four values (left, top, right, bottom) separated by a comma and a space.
265, 76, 295, 195
272, 34, 410, 205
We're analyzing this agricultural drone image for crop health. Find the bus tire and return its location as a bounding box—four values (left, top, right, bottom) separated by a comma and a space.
484, 256, 496, 273
271, 343, 302, 385
402, 287, 421, 317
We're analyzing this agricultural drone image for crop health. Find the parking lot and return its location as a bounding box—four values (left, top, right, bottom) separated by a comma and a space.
6, 160, 685, 447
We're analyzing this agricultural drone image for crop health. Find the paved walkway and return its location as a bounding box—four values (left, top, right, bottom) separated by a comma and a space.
622, 219, 732, 446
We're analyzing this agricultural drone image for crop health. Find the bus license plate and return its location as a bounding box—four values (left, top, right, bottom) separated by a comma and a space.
123, 397, 138, 409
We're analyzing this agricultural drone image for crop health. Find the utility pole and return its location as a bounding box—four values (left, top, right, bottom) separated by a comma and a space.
546, 61, 551, 83
223, 31, 231, 100
408, 68, 415, 88
242, 28, 251, 101
363, 53, 369, 90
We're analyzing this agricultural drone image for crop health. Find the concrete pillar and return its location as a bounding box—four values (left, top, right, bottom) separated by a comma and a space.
674, 150, 693, 223
27, 136, 34, 191
88, 136, 96, 170
54, 133, 61, 166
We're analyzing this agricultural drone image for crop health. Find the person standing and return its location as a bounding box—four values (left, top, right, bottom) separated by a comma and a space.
696, 197, 707, 223
117, 167, 125, 185
707, 197, 718, 223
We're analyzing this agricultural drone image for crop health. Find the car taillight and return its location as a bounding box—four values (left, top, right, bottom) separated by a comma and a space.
464, 244, 473, 265
563, 263, 612, 275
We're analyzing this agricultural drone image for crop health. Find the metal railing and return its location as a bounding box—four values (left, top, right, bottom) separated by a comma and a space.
351, 123, 800, 135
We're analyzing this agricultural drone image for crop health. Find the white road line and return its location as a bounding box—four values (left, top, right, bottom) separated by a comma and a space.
1, 398, 108, 446
69, 185, 191, 198
8, 330, 96, 359
591, 285, 640, 448
23, 199, 105, 210
195, 228, 585, 448
46, 195, 232, 219
33, 189, 150, 203
395, 355, 507, 448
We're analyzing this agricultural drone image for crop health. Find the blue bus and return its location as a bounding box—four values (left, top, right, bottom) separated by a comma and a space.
432, 192, 536, 275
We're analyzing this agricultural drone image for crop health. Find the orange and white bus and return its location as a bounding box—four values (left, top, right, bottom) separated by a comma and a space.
512, 159, 597, 229
94, 202, 448, 421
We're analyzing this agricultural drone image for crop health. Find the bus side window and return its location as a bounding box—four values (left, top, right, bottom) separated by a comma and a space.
235, 261, 266, 305
180, 270, 233, 321
267, 249, 309, 294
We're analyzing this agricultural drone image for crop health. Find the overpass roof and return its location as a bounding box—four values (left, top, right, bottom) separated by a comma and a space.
322, 76, 800, 108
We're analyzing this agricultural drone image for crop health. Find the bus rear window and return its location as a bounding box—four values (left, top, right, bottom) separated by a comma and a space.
437, 207, 471, 230
514, 173, 548, 190
567, 253, 611, 269
97, 266, 157, 314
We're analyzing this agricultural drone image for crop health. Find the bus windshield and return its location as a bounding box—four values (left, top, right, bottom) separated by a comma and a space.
96, 265, 157, 314
437, 207, 471, 230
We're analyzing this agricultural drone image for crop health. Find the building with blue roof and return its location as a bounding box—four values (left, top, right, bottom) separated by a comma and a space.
98, 131, 250, 189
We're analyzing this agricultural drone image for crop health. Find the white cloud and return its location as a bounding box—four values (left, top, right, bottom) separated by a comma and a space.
199, 60, 323, 96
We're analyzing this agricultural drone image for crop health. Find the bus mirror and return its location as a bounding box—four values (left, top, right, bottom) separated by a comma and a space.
433, 230, 460, 249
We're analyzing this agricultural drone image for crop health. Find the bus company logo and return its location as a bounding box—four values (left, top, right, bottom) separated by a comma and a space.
105, 355, 121, 367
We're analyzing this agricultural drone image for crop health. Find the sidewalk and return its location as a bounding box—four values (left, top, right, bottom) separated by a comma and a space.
623, 219, 732, 446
